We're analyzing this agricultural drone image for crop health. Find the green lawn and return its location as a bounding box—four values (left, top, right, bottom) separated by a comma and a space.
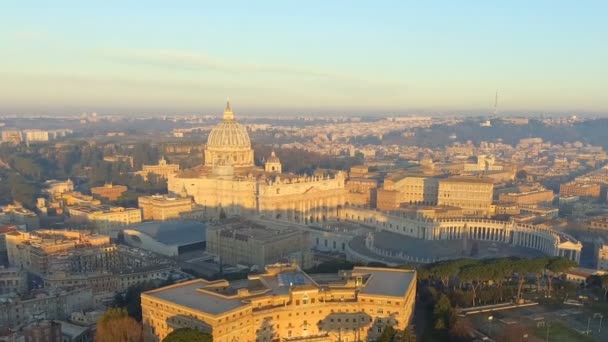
533, 322, 593, 342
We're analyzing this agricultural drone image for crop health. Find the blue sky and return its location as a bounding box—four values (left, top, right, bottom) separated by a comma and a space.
0, 1, 606, 115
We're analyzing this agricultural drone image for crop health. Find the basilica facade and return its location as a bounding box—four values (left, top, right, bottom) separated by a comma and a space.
167, 102, 347, 223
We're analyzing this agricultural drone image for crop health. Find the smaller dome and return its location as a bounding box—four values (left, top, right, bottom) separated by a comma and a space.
267, 151, 281, 164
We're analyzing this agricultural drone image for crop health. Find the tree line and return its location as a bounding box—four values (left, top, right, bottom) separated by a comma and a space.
417, 256, 583, 341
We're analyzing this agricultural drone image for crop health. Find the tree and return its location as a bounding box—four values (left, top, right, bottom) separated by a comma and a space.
428, 259, 474, 289
219, 208, 227, 220
600, 274, 608, 301
516, 170, 528, 180
545, 257, 577, 297
113, 279, 174, 321
7, 173, 40, 208
433, 293, 454, 330
395, 327, 416, 342
512, 259, 544, 303
376, 325, 396, 342
163, 328, 212, 342
306, 260, 357, 274
459, 264, 490, 306
96, 308, 142, 342
449, 317, 473, 340
487, 258, 514, 302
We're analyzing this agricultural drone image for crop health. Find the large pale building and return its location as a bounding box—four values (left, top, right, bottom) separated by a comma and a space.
142, 264, 416, 342
1, 129, 23, 144
168, 102, 347, 223
138, 194, 194, 221
67, 205, 142, 233
377, 173, 442, 211
437, 176, 494, 217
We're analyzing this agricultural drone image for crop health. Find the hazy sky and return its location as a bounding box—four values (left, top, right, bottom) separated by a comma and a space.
1, 1, 606, 115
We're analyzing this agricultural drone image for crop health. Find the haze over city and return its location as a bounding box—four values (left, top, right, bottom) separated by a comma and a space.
4, 2, 608, 342
1, 1, 607, 115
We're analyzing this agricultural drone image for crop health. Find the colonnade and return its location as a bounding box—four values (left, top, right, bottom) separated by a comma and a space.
340, 206, 582, 264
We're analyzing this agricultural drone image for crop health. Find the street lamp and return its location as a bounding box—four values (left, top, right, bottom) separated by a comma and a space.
488, 315, 494, 337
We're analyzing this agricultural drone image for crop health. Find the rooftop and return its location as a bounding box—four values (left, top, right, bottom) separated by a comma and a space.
143, 264, 416, 316
208, 217, 305, 243
124, 220, 206, 245
441, 176, 494, 184
355, 267, 415, 297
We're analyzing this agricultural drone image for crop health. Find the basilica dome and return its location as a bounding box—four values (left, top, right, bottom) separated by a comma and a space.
204, 102, 255, 168
207, 102, 251, 149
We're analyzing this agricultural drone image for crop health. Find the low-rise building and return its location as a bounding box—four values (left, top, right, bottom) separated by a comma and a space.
4, 230, 182, 303
1, 129, 22, 144
345, 178, 377, 207
206, 218, 311, 270
0, 287, 94, 329
0, 267, 27, 295
68, 205, 141, 233
122, 220, 205, 257
138, 195, 193, 221
0, 225, 19, 265
57, 320, 94, 342
565, 268, 607, 285
589, 216, 608, 230
22, 129, 50, 143
5, 230, 113, 274
0, 204, 39, 231
498, 188, 554, 205
597, 241, 608, 270
491, 202, 521, 216
43, 180, 74, 197
560, 181, 602, 198
56, 192, 101, 207
142, 264, 417, 342
90, 183, 127, 201
137, 157, 180, 180
23, 320, 62, 342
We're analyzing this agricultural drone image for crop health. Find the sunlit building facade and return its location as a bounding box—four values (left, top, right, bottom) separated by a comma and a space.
142, 264, 416, 342
168, 102, 347, 223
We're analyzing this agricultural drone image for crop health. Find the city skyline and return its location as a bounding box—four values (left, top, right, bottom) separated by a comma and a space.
1, 1, 607, 115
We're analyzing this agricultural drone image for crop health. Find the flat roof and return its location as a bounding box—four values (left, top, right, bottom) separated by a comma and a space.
145, 279, 245, 315
208, 217, 304, 243
354, 267, 415, 297
441, 176, 494, 184
145, 266, 416, 316
57, 321, 89, 337
125, 220, 205, 246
